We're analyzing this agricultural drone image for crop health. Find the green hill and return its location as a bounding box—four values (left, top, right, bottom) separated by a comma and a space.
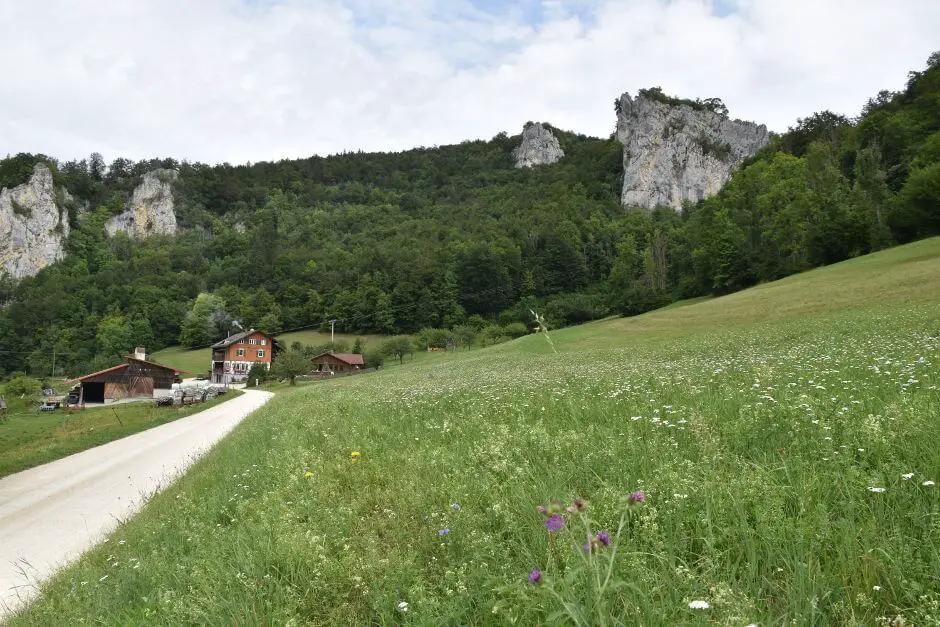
13, 238, 940, 625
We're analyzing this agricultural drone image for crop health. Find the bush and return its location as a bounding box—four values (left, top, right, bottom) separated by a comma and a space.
543, 293, 610, 327
362, 351, 384, 369
246, 362, 270, 387
5, 375, 42, 410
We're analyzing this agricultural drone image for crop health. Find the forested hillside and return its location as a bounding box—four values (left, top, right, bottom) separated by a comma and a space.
0, 53, 937, 378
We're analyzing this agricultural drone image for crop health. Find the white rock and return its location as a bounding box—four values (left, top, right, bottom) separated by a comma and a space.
105, 169, 178, 240
616, 92, 769, 211
0, 163, 70, 279
512, 122, 565, 168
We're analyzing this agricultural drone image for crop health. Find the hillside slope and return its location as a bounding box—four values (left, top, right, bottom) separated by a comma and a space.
11, 239, 940, 625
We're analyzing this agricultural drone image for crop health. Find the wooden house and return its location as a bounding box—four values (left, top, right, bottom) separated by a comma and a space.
211, 329, 275, 384
70, 348, 184, 404
310, 352, 364, 375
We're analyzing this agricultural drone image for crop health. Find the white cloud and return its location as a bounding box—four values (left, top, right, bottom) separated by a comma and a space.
0, 0, 936, 165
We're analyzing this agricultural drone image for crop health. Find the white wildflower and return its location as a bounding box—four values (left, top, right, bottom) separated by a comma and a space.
397, 601, 409, 613
688, 600, 710, 609
867, 486, 886, 493
923, 480, 935, 487
901, 473, 914, 480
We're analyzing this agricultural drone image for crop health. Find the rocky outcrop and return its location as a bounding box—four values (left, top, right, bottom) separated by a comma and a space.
513, 122, 565, 168
616, 92, 769, 210
105, 169, 178, 240
0, 164, 70, 280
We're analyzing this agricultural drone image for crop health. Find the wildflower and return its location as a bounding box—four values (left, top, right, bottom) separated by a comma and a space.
451, 503, 461, 511
628, 490, 646, 504
544, 514, 565, 532
438, 528, 450, 536
528, 568, 542, 584
350, 451, 361, 463
923, 480, 935, 486
688, 600, 710, 609
303, 471, 314, 478
873, 585, 882, 591
583, 531, 612, 553
397, 601, 409, 612
536, 505, 548, 514
901, 473, 914, 480
573, 496, 586, 511
867, 486, 887, 493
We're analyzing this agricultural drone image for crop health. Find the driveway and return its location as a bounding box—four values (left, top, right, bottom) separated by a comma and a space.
0, 389, 273, 617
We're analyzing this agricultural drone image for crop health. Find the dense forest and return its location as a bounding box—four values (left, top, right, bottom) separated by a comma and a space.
0, 52, 937, 377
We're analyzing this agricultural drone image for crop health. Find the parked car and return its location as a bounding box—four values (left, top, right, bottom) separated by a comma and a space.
39, 399, 60, 412
42, 387, 57, 396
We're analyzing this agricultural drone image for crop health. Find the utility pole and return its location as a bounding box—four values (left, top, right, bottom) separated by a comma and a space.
329, 319, 339, 348
51, 349, 56, 378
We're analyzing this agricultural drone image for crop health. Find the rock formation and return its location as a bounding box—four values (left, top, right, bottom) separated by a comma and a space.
616, 92, 769, 210
0, 163, 70, 280
105, 169, 178, 240
512, 122, 565, 168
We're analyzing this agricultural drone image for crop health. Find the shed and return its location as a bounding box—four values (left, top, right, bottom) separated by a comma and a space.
70, 355, 185, 404
310, 352, 364, 374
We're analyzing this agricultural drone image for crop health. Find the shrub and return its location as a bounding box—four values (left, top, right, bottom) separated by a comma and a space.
5, 375, 42, 410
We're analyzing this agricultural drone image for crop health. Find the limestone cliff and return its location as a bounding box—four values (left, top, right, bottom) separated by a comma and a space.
105, 169, 178, 240
512, 122, 565, 168
616, 92, 769, 210
0, 164, 70, 280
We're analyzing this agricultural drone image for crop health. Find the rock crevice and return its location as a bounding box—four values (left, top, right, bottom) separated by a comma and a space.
616, 92, 769, 210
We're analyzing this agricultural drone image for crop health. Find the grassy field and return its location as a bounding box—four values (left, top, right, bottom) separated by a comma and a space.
10, 239, 940, 625
0, 391, 243, 479
152, 331, 395, 376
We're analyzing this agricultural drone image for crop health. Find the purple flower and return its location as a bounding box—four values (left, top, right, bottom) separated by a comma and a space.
451, 503, 461, 511
528, 568, 542, 584
438, 528, 450, 536
629, 490, 646, 504
583, 531, 612, 553
536, 505, 548, 515
544, 514, 565, 532
596, 531, 611, 547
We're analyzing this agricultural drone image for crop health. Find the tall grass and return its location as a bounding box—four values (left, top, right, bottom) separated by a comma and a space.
9, 240, 940, 625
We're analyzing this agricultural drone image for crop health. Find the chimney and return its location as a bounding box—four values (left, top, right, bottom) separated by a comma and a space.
134, 346, 147, 361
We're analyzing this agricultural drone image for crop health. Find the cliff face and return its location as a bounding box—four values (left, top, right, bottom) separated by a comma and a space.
105, 169, 178, 240
0, 164, 70, 280
512, 122, 565, 168
616, 93, 769, 210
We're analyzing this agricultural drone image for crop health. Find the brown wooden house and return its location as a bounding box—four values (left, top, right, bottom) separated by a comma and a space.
211, 329, 275, 384
70, 348, 184, 404
310, 352, 364, 375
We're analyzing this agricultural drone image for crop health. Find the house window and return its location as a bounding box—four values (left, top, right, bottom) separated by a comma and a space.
260, 339, 266, 346
237, 348, 246, 356
257, 350, 265, 358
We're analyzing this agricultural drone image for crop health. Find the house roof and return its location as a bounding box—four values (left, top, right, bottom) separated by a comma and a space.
212, 329, 273, 349
311, 351, 364, 366
68, 357, 185, 383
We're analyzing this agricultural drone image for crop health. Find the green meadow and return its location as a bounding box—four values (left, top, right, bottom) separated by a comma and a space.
11, 239, 940, 625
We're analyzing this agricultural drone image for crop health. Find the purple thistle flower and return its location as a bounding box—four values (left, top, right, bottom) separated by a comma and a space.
536, 505, 548, 515
544, 514, 565, 532
566, 505, 577, 514
596, 531, 611, 546
528, 568, 541, 584
629, 490, 646, 504
438, 528, 450, 536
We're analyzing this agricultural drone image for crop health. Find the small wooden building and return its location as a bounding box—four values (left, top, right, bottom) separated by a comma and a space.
310, 352, 364, 374
71, 351, 184, 404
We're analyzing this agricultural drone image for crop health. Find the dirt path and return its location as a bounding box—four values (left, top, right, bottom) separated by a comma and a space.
0, 389, 273, 617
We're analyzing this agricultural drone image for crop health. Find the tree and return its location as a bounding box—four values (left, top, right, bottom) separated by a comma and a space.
96, 314, 134, 360
271, 348, 310, 385
352, 338, 363, 354
179, 293, 229, 348
379, 336, 415, 365
246, 362, 270, 387
452, 324, 477, 350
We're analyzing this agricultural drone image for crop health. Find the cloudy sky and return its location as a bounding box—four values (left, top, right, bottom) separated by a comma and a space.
0, 0, 937, 165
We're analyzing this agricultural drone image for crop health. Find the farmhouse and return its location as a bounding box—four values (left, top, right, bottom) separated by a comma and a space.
70, 348, 184, 404
310, 351, 364, 374
211, 329, 274, 384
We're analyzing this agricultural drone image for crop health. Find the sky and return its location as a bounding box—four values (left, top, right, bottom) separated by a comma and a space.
0, 0, 937, 165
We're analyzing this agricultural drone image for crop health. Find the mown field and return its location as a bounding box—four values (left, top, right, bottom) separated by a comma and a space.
10, 239, 940, 625
0, 391, 243, 479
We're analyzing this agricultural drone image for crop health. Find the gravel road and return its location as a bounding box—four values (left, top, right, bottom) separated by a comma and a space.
0, 389, 273, 617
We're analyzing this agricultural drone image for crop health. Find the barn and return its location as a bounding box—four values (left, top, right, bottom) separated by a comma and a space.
70, 348, 184, 404
310, 352, 364, 375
